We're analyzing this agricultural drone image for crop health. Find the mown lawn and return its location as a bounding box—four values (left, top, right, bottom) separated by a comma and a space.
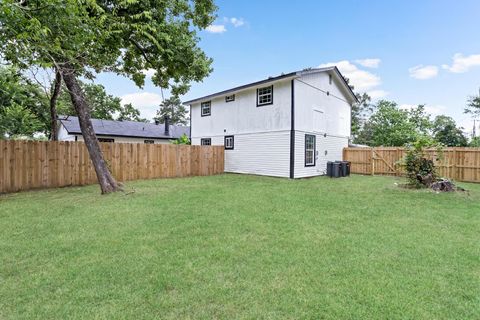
0, 174, 479, 319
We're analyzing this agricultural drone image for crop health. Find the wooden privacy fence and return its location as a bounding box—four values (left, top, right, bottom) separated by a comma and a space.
0, 140, 224, 193
343, 147, 480, 183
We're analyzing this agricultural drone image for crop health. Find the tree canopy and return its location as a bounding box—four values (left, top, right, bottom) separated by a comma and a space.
432, 115, 467, 147
154, 95, 189, 125
57, 82, 146, 122
1, 0, 217, 193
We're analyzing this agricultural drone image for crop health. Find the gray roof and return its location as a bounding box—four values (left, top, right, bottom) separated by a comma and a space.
183, 66, 358, 105
59, 116, 190, 140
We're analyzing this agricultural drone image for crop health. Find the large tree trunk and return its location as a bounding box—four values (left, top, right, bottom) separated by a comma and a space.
60, 65, 121, 194
49, 69, 62, 141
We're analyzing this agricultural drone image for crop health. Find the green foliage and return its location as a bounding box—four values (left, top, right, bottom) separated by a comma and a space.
432, 115, 468, 147
469, 137, 480, 147
171, 133, 191, 145
0, 0, 217, 95
0, 103, 44, 138
155, 95, 189, 125
117, 103, 146, 122
402, 138, 441, 188
356, 100, 429, 146
0, 66, 49, 137
58, 82, 146, 121
351, 92, 373, 141
464, 88, 480, 119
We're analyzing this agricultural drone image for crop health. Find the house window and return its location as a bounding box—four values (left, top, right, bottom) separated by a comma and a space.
329, 74, 333, 85
98, 138, 115, 143
201, 101, 211, 116
201, 138, 211, 146
144, 140, 154, 144
305, 135, 316, 167
224, 136, 234, 150
257, 85, 273, 106
225, 94, 235, 102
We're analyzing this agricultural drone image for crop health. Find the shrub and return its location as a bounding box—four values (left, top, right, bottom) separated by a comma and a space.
171, 134, 190, 145
402, 138, 442, 188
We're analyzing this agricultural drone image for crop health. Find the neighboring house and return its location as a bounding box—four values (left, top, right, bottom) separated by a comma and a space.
184, 66, 357, 178
58, 116, 190, 144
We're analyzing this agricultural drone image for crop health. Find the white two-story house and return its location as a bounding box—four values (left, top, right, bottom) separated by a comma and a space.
183, 66, 357, 179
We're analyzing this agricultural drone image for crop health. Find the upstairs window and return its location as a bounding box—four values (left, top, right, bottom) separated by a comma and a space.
224, 136, 234, 150
329, 74, 333, 85
305, 135, 316, 167
225, 94, 235, 102
257, 85, 273, 106
201, 101, 211, 116
201, 138, 211, 146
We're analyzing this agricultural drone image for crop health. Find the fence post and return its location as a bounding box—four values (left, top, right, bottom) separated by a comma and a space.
371, 148, 375, 176
452, 148, 457, 181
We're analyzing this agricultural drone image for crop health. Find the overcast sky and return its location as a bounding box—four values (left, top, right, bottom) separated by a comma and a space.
96, 0, 480, 134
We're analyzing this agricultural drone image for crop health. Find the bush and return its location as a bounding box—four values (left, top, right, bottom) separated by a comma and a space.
402, 138, 442, 188
171, 133, 190, 145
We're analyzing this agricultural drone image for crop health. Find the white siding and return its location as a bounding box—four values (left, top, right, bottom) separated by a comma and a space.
193, 131, 291, 178
294, 73, 351, 138
189, 70, 353, 179
294, 131, 348, 178
57, 125, 75, 141
191, 80, 292, 139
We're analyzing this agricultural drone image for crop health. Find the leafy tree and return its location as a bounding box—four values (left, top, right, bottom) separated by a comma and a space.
0, 0, 216, 193
407, 105, 432, 136
464, 88, 480, 119
356, 100, 416, 146
432, 115, 468, 147
0, 103, 44, 138
154, 95, 189, 125
351, 92, 373, 142
469, 137, 480, 147
0, 66, 49, 137
117, 103, 147, 122
58, 82, 145, 122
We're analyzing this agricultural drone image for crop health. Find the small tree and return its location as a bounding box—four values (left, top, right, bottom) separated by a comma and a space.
155, 95, 189, 125
402, 138, 441, 188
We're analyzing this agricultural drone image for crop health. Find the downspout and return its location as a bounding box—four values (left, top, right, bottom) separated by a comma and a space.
289, 79, 295, 179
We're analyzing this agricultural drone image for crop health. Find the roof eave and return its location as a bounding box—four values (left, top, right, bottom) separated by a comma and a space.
183, 72, 299, 105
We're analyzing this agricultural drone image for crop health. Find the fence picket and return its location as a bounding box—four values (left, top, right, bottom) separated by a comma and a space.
0, 141, 224, 193
344, 147, 480, 183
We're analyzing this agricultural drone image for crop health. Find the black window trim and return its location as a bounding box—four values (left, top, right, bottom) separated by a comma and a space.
201, 101, 211, 117
224, 135, 234, 150
98, 138, 115, 143
225, 94, 235, 102
200, 138, 212, 146
304, 134, 316, 167
256, 85, 274, 107
144, 139, 155, 144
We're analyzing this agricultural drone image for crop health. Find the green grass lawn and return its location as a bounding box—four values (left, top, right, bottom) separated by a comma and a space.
1, 174, 479, 319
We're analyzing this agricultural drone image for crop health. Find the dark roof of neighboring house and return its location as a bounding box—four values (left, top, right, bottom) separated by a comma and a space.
182, 66, 358, 105
59, 116, 190, 140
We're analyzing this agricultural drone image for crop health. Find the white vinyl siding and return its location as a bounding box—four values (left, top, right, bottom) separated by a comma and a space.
294, 130, 348, 178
